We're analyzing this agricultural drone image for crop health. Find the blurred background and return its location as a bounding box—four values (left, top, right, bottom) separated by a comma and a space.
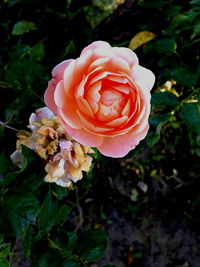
0, 0, 200, 266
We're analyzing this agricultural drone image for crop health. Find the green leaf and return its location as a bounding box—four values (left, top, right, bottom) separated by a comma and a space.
63, 261, 80, 267
22, 226, 37, 258
30, 43, 45, 61
75, 228, 108, 262
151, 91, 179, 108
9, 44, 31, 62
147, 113, 171, 146
39, 251, 62, 267
145, 38, 177, 55
62, 231, 77, 257
12, 20, 37, 35
4, 192, 39, 235
0, 153, 10, 174
54, 204, 70, 226
0, 257, 9, 267
179, 102, 200, 134
165, 67, 198, 87
0, 236, 10, 258
52, 185, 69, 200
38, 190, 57, 234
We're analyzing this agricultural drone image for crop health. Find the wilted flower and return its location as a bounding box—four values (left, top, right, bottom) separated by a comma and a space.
10, 107, 94, 188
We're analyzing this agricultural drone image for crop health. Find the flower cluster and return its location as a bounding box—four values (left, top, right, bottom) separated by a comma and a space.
11, 107, 94, 188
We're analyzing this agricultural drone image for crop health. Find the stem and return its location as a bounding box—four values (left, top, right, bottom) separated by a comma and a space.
0, 121, 19, 132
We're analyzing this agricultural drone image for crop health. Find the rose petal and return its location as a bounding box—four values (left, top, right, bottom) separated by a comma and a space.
54, 80, 66, 108
86, 81, 102, 114
62, 122, 104, 147
81, 41, 111, 56
112, 47, 139, 68
52, 59, 74, 81
105, 115, 128, 127
44, 78, 58, 114
58, 104, 82, 129
131, 65, 155, 91
98, 124, 149, 158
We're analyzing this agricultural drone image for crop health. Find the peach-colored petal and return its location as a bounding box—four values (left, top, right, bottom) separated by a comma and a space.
44, 78, 58, 114
58, 103, 82, 129
87, 57, 110, 73
80, 41, 111, 56
86, 81, 102, 114
77, 110, 113, 133
108, 55, 130, 74
52, 59, 74, 81
54, 81, 66, 108
122, 99, 131, 116
96, 103, 119, 122
106, 115, 128, 127
100, 89, 122, 106
131, 65, 155, 91
63, 53, 93, 96
112, 84, 130, 94
107, 74, 128, 84
62, 122, 104, 147
98, 124, 149, 158
76, 96, 94, 117
112, 47, 139, 68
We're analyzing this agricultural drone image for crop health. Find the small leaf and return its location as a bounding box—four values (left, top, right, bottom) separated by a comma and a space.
63, 261, 80, 267
39, 251, 62, 267
151, 91, 179, 108
75, 228, 108, 262
30, 43, 45, 61
147, 113, 171, 146
179, 102, 200, 134
165, 67, 197, 87
12, 20, 37, 35
38, 190, 57, 234
4, 192, 39, 235
62, 231, 77, 257
0, 153, 10, 174
129, 31, 156, 50
54, 204, 70, 226
0, 257, 9, 267
144, 38, 177, 56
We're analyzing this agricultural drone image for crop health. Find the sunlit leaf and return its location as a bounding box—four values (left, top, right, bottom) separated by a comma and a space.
129, 31, 156, 50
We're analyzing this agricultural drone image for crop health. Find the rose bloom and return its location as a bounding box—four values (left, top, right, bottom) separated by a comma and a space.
45, 41, 155, 157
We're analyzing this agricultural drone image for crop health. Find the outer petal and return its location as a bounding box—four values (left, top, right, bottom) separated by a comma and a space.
52, 59, 74, 81
112, 47, 139, 68
44, 78, 58, 114
62, 121, 104, 147
131, 65, 155, 91
81, 41, 111, 56
44, 59, 74, 114
98, 124, 149, 158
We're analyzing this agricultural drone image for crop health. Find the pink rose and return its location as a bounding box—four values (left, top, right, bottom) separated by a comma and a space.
44, 41, 155, 157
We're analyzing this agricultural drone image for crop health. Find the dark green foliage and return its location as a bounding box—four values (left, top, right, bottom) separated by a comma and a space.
75, 228, 108, 262
0, 0, 200, 265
